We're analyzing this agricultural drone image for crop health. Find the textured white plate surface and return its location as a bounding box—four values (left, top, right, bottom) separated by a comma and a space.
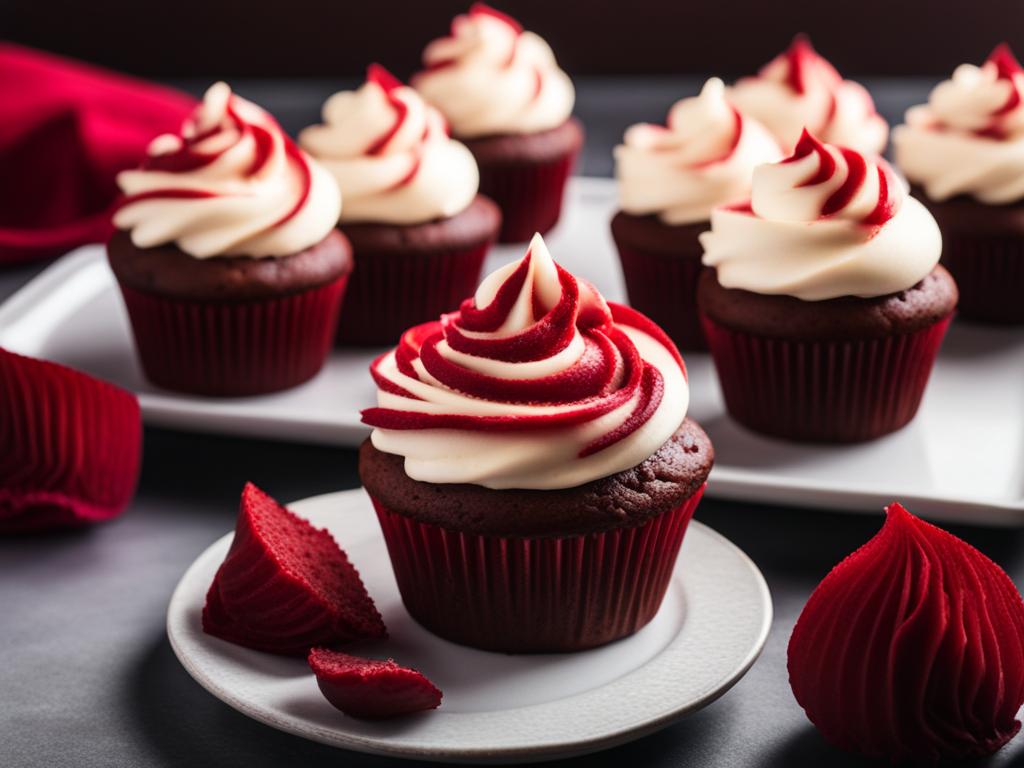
165, 489, 772, 764
2, 178, 1024, 524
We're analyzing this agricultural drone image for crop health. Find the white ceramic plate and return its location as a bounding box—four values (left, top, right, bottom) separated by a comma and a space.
2, 177, 1024, 525
166, 488, 772, 763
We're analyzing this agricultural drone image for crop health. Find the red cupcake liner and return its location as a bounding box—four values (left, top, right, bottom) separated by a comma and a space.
700, 315, 952, 442
477, 150, 578, 244
941, 235, 1024, 324
116, 276, 348, 396
0, 348, 141, 532
335, 242, 490, 347
370, 484, 705, 653
614, 244, 707, 351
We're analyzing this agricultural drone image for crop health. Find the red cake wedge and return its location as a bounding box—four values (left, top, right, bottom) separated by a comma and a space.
202, 483, 386, 655
308, 648, 442, 719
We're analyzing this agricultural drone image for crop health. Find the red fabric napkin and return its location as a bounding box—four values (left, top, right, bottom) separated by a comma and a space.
0, 44, 195, 265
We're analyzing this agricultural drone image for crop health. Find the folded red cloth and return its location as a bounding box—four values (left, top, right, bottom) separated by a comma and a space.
0, 44, 195, 265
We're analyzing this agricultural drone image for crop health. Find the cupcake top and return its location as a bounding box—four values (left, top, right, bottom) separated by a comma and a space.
700, 130, 941, 301
362, 234, 690, 490
614, 78, 784, 225
114, 82, 340, 259
893, 44, 1024, 204
412, 3, 575, 138
729, 37, 888, 155
299, 65, 479, 225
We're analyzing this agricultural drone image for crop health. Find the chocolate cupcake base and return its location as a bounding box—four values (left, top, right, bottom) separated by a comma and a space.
698, 266, 958, 443
336, 195, 500, 347
359, 420, 713, 652
108, 229, 352, 396
462, 118, 584, 243
913, 186, 1024, 325
610, 212, 708, 350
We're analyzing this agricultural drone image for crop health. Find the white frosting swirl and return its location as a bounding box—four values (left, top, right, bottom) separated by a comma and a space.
893, 45, 1024, 203
412, 3, 575, 138
363, 234, 690, 490
700, 131, 941, 300
299, 65, 479, 225
115, 82, 340, 259
614, 78, 783, 225
729, 37, 889, 155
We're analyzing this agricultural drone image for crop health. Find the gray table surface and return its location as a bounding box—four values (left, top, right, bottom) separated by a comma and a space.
4, 78, 1024, 768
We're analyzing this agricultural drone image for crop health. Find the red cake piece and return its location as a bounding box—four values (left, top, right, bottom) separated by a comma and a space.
308, 648, 442, 719
0, 348, 141, 532
789, 502, 1024, 763
202, 483, 386, 655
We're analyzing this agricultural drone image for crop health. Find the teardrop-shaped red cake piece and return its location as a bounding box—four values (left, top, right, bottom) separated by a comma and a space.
308, 647, 442, 719
789, 502, 1024, 763
202, 483, 386, 655
0, 348, 141, 532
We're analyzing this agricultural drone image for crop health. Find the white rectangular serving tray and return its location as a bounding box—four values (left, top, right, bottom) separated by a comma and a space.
2, 178, 1023, 526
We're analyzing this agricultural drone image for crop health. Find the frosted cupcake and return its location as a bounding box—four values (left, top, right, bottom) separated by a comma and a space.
698, 131, 957, 442
360, 234, 713, 652
612, 78, 782, 349
413, 4, 582, 242
893, 44, 1024, 324
300, 65, 500, 346
729, 36, 888, 154
110, 82, 350, 396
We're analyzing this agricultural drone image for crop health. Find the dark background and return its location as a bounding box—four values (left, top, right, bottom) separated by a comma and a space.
3, 0, 1023, 80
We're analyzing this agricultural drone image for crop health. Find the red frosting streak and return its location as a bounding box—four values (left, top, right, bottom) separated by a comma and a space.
116, 188, 218, 210
789, 129, 835, 186
976, 44, 1024, 138
361, 249, 686, 457
690, 108, 744, 169
470, 3, 523, 35
781, 35, 816, 95
273, 140, 312, 227
821, 147, 866, 216
365, 65, 411, 157
788, 502, 1024, 763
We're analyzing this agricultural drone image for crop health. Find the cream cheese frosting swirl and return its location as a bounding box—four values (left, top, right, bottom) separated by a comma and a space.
412, 3, 575, 138
893, 44, 1024, 204
114, 82, 340, 259
729, 37, 889, 155
362, 234, 690, 490
299, 65, 479, 225
700, 130, 941, 301
614, 78, 783, 225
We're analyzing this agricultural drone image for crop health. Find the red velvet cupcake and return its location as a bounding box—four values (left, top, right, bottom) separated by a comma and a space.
109, 82, 351, 396
612, 78, 782, 350
359, 234, 713, 652
0, 348, 141, 532
789, 502, 1024, 763
413, 4, 582, 243
300, 65, 499, 347
894, 44, 1024, 324
698, 131, 957, 442
729, 35, 888, 154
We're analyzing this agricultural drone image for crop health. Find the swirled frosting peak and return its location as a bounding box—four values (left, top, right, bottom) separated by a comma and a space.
299, 65, 479, 225
700, 130, 941, 300
412, 3, 575, 138
729, 36, 889, 155
115, 82, 340, 259
789, 503, 1024, 762
893, 44, 1024, 203
362, 233, 690, 490
615, 78, 783, 225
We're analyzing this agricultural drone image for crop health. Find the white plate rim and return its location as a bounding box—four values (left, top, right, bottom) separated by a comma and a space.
165, 488, 773, 763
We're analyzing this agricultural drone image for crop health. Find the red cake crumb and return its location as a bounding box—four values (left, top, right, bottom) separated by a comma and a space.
202, 483, 386, 655
308, 648, 442, 719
